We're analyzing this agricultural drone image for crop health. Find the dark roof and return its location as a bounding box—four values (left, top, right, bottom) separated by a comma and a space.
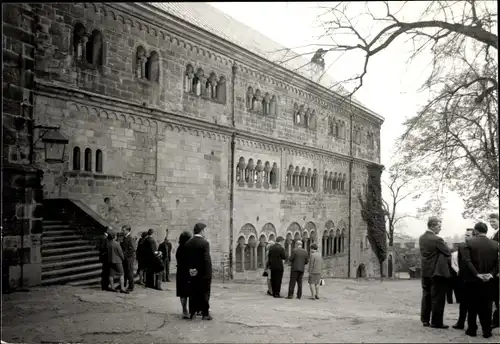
148, 2, 380, 118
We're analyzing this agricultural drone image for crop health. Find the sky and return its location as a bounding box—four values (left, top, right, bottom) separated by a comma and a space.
208, 1, 496, 238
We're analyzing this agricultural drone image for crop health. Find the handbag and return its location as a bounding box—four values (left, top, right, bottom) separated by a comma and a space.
262, 270, 269, 277
319, 278, 325, 286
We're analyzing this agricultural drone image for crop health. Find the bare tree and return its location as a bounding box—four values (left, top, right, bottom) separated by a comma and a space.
277, 1, 498, 217
382, 162, 417, 246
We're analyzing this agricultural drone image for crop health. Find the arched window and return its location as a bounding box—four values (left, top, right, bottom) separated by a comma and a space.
216, 76, 226, 104
246, 87, 254, 110
322, 230, 328, 257
306, 168, 312, 190
270, 162, 278, 188
341, 229, 346, 252
135, 46, 146, 79
293, 166, 300, 189
95, 149, 103, 173
145, 51, 159, 82
84, 148, 92, 172
257, 235, 266, 269
86, 30, 104, 66
286, 165, 293, 189
299, 167, 306, 190
245, 158, 255, 186
323, 171, 328, 192
193, 68, 204, 96
206, 72, 217, 99
73, 23, 86, 61
72, 147, 81, 170
252, 89, 262, 113
184, 64, 194, 92
328, 230, 334, 256
236, 236, 245, 273
312, 169, 318, 191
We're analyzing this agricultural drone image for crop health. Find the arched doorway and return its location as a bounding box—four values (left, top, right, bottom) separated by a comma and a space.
388, 254, 393, 278
356, 263, 366, 278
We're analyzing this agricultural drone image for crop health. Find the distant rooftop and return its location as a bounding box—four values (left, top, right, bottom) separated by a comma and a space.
148, 2, 383, 120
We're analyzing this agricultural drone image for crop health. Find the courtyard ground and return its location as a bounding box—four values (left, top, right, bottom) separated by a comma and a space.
2, 278, 498, 343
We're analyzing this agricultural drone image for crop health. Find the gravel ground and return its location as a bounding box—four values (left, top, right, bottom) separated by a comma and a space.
2, 278, 498, 343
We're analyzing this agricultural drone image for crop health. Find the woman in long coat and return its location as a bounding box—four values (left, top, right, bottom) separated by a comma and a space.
176, 231, 193, 319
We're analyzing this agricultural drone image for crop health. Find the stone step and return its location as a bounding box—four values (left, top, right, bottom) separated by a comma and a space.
67, 274, 141, 287
42, 262, 103, 279
42, 250, 99, 262
43, 224, 72, 231
42, 234, 82, 242
42, 239, 89, 249
43, 220, 68, 226
41, 268, 102, 286
42, 245, 96, 256
43, 230, 79, 237
42, 256, 100, 271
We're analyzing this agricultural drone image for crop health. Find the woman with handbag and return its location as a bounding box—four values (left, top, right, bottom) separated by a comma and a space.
264, 240, 275, 296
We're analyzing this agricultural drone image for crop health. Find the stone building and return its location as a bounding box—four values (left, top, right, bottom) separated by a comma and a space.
2, 2, 384, 287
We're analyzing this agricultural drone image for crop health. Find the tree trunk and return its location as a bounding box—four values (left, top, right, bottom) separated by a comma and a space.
379, 260, 384, 282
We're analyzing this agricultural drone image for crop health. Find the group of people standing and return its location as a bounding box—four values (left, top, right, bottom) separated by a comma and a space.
98, 227, 173, 293
419, 214, 499, 339
265, 237, 324, 300
97, 222, 214, 320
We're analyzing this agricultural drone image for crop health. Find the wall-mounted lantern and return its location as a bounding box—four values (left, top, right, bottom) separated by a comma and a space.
33, 125, 69, 163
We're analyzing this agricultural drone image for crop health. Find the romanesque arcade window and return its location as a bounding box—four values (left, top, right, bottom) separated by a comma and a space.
72, 24, 105, 68
235, 223, 278, 273
323, 170, 347, 195
246, 87, 278, 117
185, 64, 226, 104
287, 164, 317, 193
293, 103, 317, 130
236, 157, 279, 189
72, 147, 81, 171
328, 117, 345, 139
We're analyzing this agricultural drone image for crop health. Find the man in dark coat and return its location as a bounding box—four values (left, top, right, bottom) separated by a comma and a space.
268, 236, 287, 298
287, 239, 309, 299
452, 228, 474, 330
97, 228, 111, 291
158, 229, 173, 282
461, 222, 499, 338
184, 222, 213, 320
419, 216, 451, 329
136, 232, 147, 284
144, 229, 158, 289
120, 225, 135, 292
488, 213, 499, 329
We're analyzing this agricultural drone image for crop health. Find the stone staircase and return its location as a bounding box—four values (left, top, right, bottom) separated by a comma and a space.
41, 219, 102, 286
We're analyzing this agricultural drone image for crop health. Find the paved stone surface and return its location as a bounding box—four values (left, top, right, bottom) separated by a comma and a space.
2, 279, 498, 343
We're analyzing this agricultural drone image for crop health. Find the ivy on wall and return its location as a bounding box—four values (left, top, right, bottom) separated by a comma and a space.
358, 163, 387, 278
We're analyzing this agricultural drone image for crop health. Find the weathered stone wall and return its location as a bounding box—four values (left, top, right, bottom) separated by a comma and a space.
2, 3, 44, 288
10, 2, 384, 283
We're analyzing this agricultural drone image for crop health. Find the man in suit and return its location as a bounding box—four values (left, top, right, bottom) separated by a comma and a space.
268, 236, 286, 298
287, 240, 309, 300
452, 228, 474, 330
488, 213, 499, 329
97, 227, 111, 291
144, 228, 158, 289
462, 222, 499, 338
120, 225, 135, 292
158, 229, 173, 282
419, 216, 451, 329
184, 222, 213, 320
